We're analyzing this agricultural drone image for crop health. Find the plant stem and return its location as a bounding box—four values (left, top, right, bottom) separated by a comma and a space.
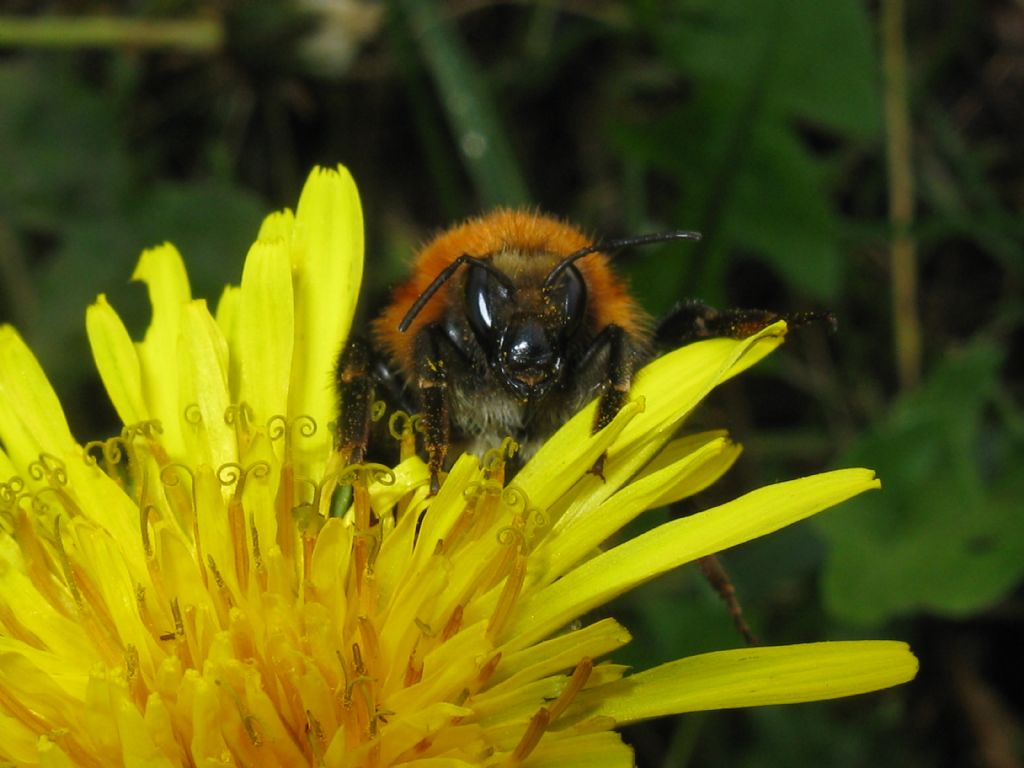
881, 0, 921, 390
394, 0, 529, 208
0, 15, 222, 52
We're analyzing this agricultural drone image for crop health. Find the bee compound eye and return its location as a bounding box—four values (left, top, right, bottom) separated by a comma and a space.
465, 262, 512, 337
549, 264, 587, 336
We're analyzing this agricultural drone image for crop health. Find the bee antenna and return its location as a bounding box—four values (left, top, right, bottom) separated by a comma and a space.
398, 254, 514, 332
543, 230, 702, 290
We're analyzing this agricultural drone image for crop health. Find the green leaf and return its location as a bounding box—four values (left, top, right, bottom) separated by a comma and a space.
0, 59, 129, 230
726, 120, 841, 298
770, 0, 881, 138
394, 0, 529, 207
620, 0, 880, 302
816, 340, 1024, 625
646, 0, 880, 136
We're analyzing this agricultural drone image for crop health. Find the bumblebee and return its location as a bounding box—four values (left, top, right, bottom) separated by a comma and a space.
334, 209, 814, 491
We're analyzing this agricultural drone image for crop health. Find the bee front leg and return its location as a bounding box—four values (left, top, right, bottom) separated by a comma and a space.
414, 325, 451, 495
335, 336, 376, 465
656, 299, 835, 346
582, 324, 637, 479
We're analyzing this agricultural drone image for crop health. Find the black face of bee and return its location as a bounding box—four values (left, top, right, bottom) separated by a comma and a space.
461, 260, 588, 399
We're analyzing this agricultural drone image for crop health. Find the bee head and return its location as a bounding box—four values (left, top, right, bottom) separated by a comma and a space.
461, 255, 587, 399
395, 218, 701, 400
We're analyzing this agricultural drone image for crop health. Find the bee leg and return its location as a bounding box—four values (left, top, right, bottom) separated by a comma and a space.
655, 299, 836, 346
334, 336, 376, 465
673, 497, 758, 645
582, 325, 635, 479
414, 325, 451, 495
698, 553, 759, 646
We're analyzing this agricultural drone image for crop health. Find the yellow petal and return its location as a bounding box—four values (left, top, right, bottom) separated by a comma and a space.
0, 559, 93, 674
188, 676, 230, 762
308, 517, 352, 616
83, 674, 126, 759
0, 650, 83, 735
530, 435, 741, 587
64, 518, 154, 675
615, 321, 785, 453
0, 636, 90, 701
132, 244, 192, 457
116, 692, 177, 767
287, 166, 364, 459
142, 694, 184, 764
517, 398, 644, 512
257, 208, 295, 242
524, 733, 634, 768
191, 465, 238, 597
0, 326, 75, 466
637, 431, 742, 507
214, 285, 242, 404
368, 456, 430, 518
0, 712, 38, 765
509, 468, 879, 649
178, 301, 234, 471
589, 641, 918, 722
38, 738, 75, 768
406, 453, 481, 571
241, 664, 309, 765
487, 618, 631, 695
374, 702, 476, 766
63, 455, 148, 581
524, 731, 632, 768
0, 445, 17, 479
86, 295, 148, 426
238, 240, 294, 423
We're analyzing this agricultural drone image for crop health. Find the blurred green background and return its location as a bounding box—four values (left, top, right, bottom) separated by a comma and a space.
1, 1, 1021, 765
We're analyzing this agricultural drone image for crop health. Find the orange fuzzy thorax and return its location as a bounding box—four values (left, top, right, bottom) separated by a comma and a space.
373, 209, 647, 373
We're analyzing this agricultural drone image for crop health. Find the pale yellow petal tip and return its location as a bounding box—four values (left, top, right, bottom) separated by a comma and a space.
843, 467, 881, 493
291, 163, 365, 266
0, 323, 22, 345
308, 162, 358, 187
298, 163, 361, 209
130, 242, 186, 283
834, 466, 879, 489
758, 318, 788, 338
254, 172, 360, 241
257, 209, 295, 241
305, 165, 363, 230
889, 641, 921, 684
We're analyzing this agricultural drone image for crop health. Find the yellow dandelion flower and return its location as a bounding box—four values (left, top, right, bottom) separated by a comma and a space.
0, 166, 917, 767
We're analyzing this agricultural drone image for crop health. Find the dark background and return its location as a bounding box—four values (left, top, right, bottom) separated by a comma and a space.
1, 1, 1021, 765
